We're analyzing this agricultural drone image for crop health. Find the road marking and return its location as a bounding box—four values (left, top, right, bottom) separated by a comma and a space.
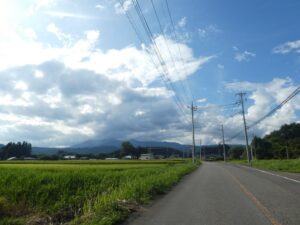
225, 170, 282, 225
239, 165, 300, 184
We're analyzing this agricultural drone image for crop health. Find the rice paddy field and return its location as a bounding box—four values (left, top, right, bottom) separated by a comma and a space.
0, 160, 198, 225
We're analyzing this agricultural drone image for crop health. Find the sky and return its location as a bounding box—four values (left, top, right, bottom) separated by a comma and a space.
0, 0, 299, 147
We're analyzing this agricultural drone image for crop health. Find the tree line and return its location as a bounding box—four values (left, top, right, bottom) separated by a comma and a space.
228, 123, 300, 160
0, 141, 32, 159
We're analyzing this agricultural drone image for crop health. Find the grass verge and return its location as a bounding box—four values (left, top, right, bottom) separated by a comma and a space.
230, 159, 300, 173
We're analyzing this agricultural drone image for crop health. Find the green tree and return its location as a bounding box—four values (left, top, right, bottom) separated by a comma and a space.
0, 141, 32, 159
251, 137, 273, 159
228, 146, 245, 160
120, 141, 135, 157
265, 123, 300, 159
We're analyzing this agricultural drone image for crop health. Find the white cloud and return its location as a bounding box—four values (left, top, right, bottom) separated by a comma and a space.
198, 25, 221, 38
95, 4, 106, 10
45, 11, 95, 19
178, 17, 187, 28
0, 15, 214, 146
225, 78, 300, 138
27, 0, 55, 16
22, 28, 38, 40
114, 0, 133, 14
14, 81, 28, 91
196, 98, 207, 103
233, 47, 256, 62
47, 23, 72, 46
272, 39, 300, 54
134, 110, 145, 117
34, 70, 44, 78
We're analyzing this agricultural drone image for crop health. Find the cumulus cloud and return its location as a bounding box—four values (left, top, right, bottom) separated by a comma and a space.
168, 78, 300, 145
233, 46, 256, 62
0, 21, 214, 146
47, 23, 72, 46
272, 39, 300, 54
0, 61, 188, 146
225, 78, 300, 139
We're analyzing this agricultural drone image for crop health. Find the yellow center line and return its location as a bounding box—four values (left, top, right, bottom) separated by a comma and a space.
225, 169, 282, 225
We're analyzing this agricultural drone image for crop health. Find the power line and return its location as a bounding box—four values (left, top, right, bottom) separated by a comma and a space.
133, 0, 188, 116
247, 86, 300, 130
149, 0, 192, 105
226, 86, 300, 143
121, 0, 190, 122
164, 0, 195, 101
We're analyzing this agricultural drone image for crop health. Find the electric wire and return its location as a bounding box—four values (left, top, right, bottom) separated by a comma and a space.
149, 0, 192, 105
121, 0, 190, 123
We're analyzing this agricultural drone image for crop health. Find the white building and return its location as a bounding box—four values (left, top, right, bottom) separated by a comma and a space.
139, 153, 154, 160
63, 155, 76, 160
123, 155, 133, 160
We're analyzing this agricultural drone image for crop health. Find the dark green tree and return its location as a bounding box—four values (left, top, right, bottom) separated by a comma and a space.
0, 141, 32, 159
228, 146, 245, 160
251, 137, 273, 159
120, 141, 135, 157
265, 123, 300, 158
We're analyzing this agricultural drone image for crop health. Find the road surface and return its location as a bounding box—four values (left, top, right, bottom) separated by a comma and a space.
122, 162, 300, 225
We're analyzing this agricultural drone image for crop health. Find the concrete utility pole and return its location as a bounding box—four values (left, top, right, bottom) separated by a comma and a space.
189, 102, 197, 163
250, 134, 254, 160
221, 124, 226, 162
199, 139, 202, 161
237, 92, 251, 165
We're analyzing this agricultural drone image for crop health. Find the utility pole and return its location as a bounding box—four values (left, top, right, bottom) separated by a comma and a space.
199, 139, 202, 161
221, 124, 226, 162
189, 102, 197, 163
250, 134, 254, 160
237, 92, 251, 165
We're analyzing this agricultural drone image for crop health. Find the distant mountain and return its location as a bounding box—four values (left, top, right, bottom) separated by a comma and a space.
32, 145, 118, 155
71, 139, 122, 148
71, 139, 191, 151
18, 139, 245, 155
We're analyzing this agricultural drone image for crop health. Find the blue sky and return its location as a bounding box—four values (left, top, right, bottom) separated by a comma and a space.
0, 0, 299, 147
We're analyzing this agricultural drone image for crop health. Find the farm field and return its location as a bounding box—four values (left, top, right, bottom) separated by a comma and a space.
0, 160, 198, 225
230, 159, 300, 173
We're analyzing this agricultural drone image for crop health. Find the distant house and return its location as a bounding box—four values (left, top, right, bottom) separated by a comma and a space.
123, 155, 133, 160
105, 157, 119, 160
7, 157, 17, 161
63, 155, 76, 160
139, 153, 154, 160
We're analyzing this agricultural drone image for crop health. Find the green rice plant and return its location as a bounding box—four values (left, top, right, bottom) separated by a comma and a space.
0, 160, 198, 225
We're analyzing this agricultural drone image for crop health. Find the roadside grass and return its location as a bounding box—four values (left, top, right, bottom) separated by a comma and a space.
0, 160, 199, 225
230, 159, 300, 173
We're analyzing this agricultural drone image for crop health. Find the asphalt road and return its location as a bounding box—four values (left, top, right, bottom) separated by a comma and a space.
122, 162, 300, 225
